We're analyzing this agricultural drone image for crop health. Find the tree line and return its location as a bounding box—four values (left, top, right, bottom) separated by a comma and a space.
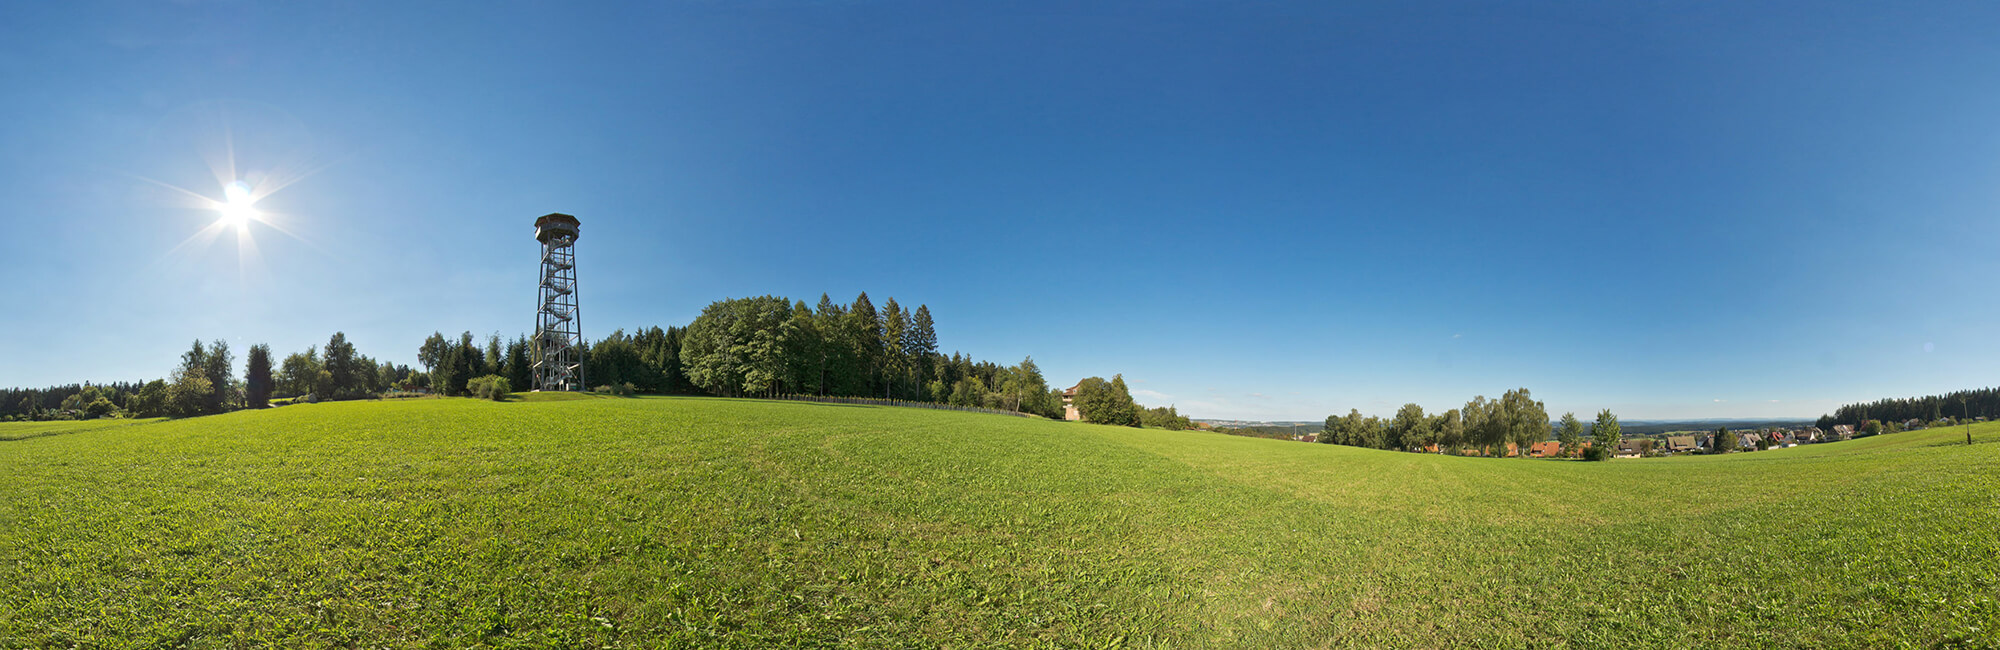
4, 291, 1084, 421
420, 292, 1075, 418
1316, 388, 1625, 460
2, 382, 146, 421
276, 332, 417, 402
1816, 386, 2000, 430
1208, 423, 1317, 440
2, 333, 410, 421
1062, 374, 1193, 429
671, 293, 1067, 419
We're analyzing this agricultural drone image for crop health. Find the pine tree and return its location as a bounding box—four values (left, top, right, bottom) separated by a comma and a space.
1557, 412, 1583, 457
324, 332, 359, 399
1591, 409, 1622, 459
506, 337, 532, 393
908, 306, 936, 364
850, 292, 882, 396
485, 334, 504, 377
881, 297, 907, 398
245, 344, 274, 408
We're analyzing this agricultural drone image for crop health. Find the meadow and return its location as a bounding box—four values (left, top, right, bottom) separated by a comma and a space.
2, 396, 1996, 648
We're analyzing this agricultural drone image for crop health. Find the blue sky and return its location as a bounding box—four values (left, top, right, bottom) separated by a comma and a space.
4, 1, 1997, 421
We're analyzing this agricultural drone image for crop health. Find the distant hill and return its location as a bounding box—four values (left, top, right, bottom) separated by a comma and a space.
1192, 418, 1821, 438
1192, 419, 1320, 428
1616, 418, 1815, 436
1193, 420, 1320, 438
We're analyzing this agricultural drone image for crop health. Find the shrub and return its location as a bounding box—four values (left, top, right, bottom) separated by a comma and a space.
467, 375, 511, 401
1582, 445, 1612, 461
83, 396, 118, 420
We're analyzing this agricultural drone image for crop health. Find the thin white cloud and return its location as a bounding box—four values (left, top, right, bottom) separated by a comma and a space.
1131, 388, 1173, 402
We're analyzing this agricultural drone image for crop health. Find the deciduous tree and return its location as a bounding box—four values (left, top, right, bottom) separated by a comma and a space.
1391, 403, 1429, 451
201, 339, 235, 413
1074, 375, 1140, 427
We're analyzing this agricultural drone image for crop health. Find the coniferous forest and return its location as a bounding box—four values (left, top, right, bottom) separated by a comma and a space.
1816, 387, 2000, 430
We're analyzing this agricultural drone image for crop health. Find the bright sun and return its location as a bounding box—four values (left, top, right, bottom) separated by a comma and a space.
217, 180, 257, 226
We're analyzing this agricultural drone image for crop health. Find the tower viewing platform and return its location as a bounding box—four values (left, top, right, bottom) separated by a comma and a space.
535, 212, 581, 244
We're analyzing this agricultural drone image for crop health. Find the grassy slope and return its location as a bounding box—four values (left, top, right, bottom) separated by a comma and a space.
1, 398, 1996, 648
0, 418, 163, 442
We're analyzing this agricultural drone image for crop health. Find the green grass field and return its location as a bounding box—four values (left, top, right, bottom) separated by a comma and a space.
3, 397, 1997, 648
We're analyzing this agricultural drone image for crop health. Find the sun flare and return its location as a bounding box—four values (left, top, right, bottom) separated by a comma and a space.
216, 180, 257, 227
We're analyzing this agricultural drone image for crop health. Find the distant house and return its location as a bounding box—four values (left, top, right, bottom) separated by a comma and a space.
1615, 439, 1645, 458
1665, 435, 1700, 453
1529, 441, 1562, 458
1904, 419, 1925, 430
1798, 427, 1822, 443
1061, 384, 1082, 421
1739, 433, 1762, 450
1831, 424, 1856, 440
1297, 432, 1319, 443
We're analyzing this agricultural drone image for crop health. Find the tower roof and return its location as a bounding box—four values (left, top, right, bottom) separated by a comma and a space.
534, 212, 580, 243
